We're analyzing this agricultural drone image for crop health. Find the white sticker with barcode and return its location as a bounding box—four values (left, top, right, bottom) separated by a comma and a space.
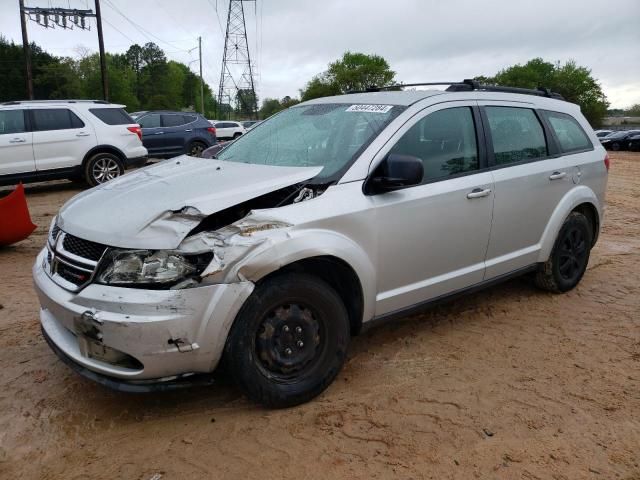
345, 104, 393, 114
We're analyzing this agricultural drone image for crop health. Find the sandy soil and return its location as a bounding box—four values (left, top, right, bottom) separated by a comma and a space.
0, 153, 638, 480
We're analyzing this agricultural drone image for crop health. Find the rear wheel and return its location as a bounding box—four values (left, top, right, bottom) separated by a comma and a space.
84, 152, 124, 187
188, 141, 207, 157
535, 212, 592, 293
233, 132, 242, 139
611, 142, 621, 151
224, 273, 350, 408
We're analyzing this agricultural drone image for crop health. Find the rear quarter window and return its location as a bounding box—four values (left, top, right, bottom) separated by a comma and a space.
89, 108, 134, 125
543, 111, 593, 153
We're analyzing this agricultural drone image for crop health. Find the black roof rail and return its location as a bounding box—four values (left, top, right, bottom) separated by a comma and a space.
445, 79, 565, 100
347, 80, 565, 100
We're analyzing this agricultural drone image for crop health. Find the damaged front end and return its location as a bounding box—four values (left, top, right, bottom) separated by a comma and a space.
150, 182, 327, 289
34, 178, 327, 387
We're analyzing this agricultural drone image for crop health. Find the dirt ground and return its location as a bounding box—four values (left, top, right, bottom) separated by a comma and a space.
0, 152, 638, 480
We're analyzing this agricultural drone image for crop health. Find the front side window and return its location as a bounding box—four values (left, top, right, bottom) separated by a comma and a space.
31, 108, 84, 131
161, 114, 186, 127
544, 111, 592, 153
485, 107, 547, 165
138, 114, 161, 128
0, 109, 26, 135
217, 103, 404, 182
389, 107, 479, 182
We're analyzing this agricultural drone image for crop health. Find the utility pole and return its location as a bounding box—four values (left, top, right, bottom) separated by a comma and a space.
199, 36, 204, 115
217, 0, 258, 120
94, 0, 108, 101
19, 3, 107, 101
18, 0, 34, 100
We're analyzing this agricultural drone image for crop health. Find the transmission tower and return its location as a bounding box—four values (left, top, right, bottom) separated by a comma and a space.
217, 0, 258, 119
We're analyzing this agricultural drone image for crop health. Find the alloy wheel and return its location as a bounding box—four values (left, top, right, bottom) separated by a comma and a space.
92, 157, 121, 184
558, 227, 588, 282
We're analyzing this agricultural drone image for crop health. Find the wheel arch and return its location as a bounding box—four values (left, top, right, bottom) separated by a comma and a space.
256, 255, 366, 336
82, 145, 127, 169
230, 230, 377, 334
538, 186, 602, 262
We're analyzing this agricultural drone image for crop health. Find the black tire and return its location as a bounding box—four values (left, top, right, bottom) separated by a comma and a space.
224, 273, 350, 408
187, 141, 207, 157
233, 132, 242, 139
84, 152, 124, 187
611, 142, 621, 151
535, 212, 592, 293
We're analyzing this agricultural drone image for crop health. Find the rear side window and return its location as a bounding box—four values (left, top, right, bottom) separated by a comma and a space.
0, 109, 26, 134
89, 108, 134, 125
389, 107, 479, 182
543, 111, 592, 153
161, 114, 186, 127
485, 107, 547, 165
138, 114, 161, 128
31, 108, 85, 131
183, 114, 197, 124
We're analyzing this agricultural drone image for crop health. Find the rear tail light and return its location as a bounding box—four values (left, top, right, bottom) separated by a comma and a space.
127, 125, 142, 141
207, 127, 216, 136
604, 153, 610, 171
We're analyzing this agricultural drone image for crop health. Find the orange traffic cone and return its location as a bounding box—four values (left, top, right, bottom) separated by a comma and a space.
0, 183, 37, 246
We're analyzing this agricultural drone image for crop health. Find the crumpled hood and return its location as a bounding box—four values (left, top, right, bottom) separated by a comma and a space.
58, 155, 321, 249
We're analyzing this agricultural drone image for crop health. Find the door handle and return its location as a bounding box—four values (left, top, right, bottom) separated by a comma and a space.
76, 132, 91, 137
549, 171, 567, 180
9, 138, 26, 143
184, 129, 193, 132
154, 132, 165, 135
466, 188, 492, 199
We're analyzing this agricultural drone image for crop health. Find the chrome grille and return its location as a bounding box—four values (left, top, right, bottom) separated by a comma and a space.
46, 231, 107, 291
50, 224, 61, 244
62, 234, 107, 262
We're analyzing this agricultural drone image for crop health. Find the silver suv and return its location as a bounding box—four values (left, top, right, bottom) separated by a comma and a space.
34, 81, 608, 407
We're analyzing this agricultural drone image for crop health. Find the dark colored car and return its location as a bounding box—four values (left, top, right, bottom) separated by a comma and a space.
136, 111, 216, 157
627, 134, 640, 151
600, 130, 640, 151
201, 139, 234, 159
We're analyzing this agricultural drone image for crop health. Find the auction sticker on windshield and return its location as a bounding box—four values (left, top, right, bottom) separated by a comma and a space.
345, 104, 393, 113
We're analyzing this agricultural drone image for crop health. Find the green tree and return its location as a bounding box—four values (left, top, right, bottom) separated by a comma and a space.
626, 104, 640, 116
300, 75, 340, 101
483, 58, 609, 126
327, 51, 395, 92
258, 95, 299, 119
300, 52, 395, 101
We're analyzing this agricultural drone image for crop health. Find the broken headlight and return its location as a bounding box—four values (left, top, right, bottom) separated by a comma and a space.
97, 250, 213, 288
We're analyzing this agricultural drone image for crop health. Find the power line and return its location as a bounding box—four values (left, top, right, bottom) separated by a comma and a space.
102, 0, 191, 52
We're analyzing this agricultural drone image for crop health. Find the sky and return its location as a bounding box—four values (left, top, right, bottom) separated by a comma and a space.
1, 0, 639, 108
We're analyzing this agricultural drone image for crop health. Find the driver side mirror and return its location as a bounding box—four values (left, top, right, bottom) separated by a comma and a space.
365, 153, 424, 194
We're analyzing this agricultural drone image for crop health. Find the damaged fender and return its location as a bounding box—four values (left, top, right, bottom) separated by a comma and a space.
179, 213, 377, 323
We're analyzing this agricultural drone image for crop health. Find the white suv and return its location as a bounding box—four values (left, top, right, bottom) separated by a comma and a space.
34, 81, 608, 407
210, 120, 246, 139
0, 100, 147, 187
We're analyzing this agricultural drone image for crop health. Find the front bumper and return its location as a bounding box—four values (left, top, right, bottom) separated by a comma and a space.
33, 249, 253, 383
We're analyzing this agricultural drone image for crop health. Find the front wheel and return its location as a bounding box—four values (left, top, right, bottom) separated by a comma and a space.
224, 273, 350, 408
535, 212, 592, 293
611, 142, 621, 151
84, 153, 124, 187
